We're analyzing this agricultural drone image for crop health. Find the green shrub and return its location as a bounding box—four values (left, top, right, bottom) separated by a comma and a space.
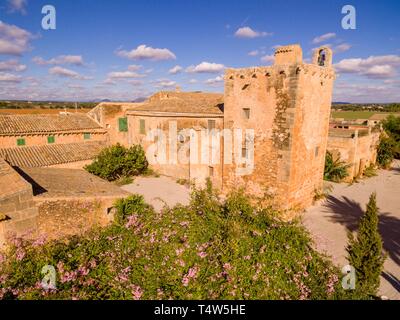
114, 194, 151, 225
376, 136, 395, 169
362, 164, 377, 178
324, 151, 350, 182
85, 143, 148, 181
346, 193, 386, 297
382, 115, 400, 159
0, 184, 369, 300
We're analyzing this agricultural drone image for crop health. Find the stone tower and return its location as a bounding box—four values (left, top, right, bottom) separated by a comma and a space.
223, 44, 335, 212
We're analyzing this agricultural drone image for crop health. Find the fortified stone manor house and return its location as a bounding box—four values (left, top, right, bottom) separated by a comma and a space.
1, 44, 382, 243
90, 44, 336, 210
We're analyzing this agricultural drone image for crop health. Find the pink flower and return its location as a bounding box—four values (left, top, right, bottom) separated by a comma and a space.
15, 248, 26, 261
131, 285, 143, 300
182, 266, 199, 287
197, 251, 207, 259
125, 215, 138, 228
32, 234, 47, 247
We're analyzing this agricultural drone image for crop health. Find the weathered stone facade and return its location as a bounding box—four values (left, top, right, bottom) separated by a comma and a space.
90, 44, 337, 212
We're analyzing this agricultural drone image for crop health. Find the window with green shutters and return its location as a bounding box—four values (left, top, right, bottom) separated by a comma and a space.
47, 136, 55, 144
17, 138, 25, 146
118, 117, 128, 132
139, 119, 146, 134
84, 133, 91, 140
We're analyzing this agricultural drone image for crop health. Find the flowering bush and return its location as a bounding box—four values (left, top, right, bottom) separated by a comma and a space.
0, 183, 368, 300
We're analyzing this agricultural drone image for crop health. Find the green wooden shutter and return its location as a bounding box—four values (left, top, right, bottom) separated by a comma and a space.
118, 117, 128, 132
17, 138, 26, 146
47, 136, 55, 144
84, 133, 91, 140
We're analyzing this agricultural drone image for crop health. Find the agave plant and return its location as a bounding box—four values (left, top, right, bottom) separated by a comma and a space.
324, 151, 350, 182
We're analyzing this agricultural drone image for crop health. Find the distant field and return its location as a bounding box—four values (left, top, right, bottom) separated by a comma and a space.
331, 111, 376, 120
0, 109, 88, 115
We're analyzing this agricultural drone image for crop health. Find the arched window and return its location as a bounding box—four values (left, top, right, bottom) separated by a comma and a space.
317, 49, 326, 66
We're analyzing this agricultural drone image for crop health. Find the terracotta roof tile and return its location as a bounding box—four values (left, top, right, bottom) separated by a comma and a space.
0, 141, 107, 168
0, 114, 104, 135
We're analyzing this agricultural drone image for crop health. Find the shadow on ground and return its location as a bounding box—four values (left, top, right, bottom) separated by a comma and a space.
324, 195, 400, 268
13, 166, 47, 196
382, 272, 400, 294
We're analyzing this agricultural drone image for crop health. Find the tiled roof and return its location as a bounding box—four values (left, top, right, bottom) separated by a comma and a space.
0, 141, 107, 168
0, 114, 104, 136
136, 91, 224, 114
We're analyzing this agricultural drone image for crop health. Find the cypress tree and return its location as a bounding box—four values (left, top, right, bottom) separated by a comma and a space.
346, 193, 386, 296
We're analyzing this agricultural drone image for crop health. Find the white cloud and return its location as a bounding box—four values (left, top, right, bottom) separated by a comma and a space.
334, 43, 351, 53
186, 62, 225, 73
205, 75, 224, 85
0, 21, 32, 55
155, 79, 177, 88
33, 55, 84, 66
260, 54, 274, 64
234, 26, 272, 38
49, 66, 92, 80
248, 50, 259, 56
312, 32, 336, 44
7, 0, 27, 14
107, 71, 145, 79
127, 64, 142, 71
0, 59, 26, 72
169, 65, 183, 74
116, 44, 176, 61
188, 79, 197, 84
0, 72, 22, 82
334, 81, 400, 103
334, 55, 400, 79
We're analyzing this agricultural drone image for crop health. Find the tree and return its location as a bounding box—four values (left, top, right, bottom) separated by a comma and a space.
346, 193, 386, 296
376, 136, 396, 169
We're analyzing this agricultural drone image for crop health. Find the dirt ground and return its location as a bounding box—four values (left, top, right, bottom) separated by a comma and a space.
121, 176, 190, 212
302, 161, 400, 300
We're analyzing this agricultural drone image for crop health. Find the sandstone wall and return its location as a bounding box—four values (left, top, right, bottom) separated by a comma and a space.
327, 129, 380, 181
0, 160, 38, 247
127, 113, 224, 188
34, 197, 118, 240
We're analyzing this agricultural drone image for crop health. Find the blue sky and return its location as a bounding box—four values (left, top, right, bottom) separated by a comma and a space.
0, 0, 399, 102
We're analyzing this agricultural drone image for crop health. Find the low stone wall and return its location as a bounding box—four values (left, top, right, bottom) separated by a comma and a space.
0, 159, 38, 247
327, 128, 380, 181
34, 197, 119, 240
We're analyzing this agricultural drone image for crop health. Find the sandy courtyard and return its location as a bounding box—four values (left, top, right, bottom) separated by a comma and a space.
303, 162, 400, 299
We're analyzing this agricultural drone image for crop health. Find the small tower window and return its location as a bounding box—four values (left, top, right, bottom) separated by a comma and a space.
242, 108, 250, 119
208, 166, 214, 177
